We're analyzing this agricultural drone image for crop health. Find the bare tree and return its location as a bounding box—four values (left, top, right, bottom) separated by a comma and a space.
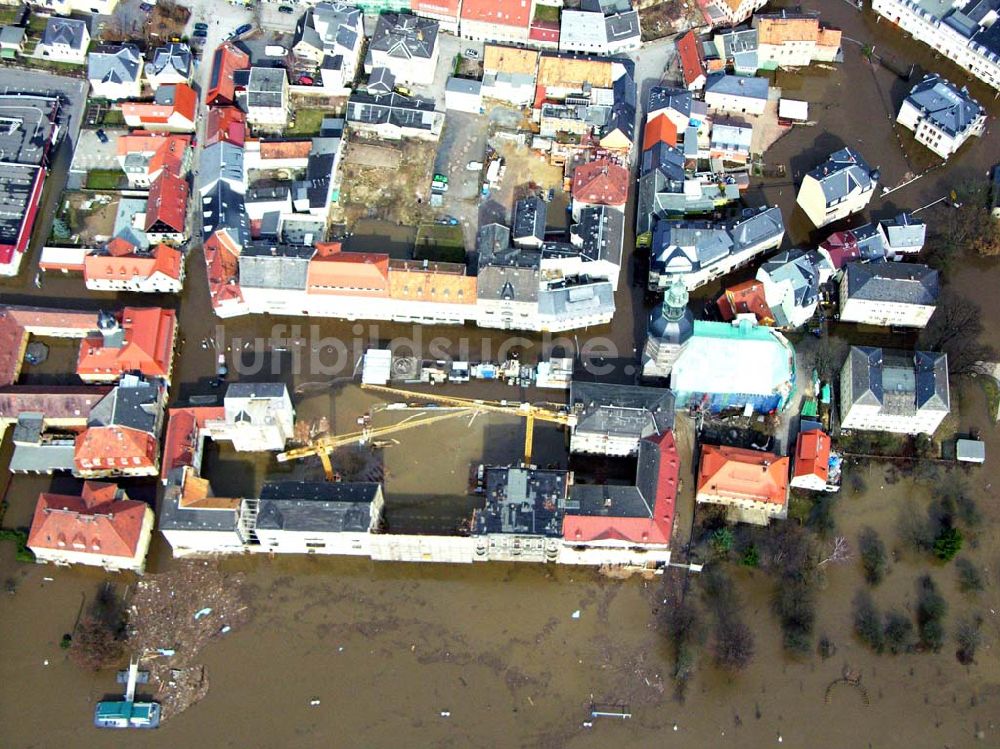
818, 536, 851, 567
925, 180, 1000, 266
919, 292, 995, 377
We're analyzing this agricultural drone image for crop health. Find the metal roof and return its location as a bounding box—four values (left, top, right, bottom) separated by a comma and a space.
844, 262, 939, 305
903, 73, 983, 137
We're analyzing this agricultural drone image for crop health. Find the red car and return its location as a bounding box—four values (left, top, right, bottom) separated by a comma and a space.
297, 75, 314, 86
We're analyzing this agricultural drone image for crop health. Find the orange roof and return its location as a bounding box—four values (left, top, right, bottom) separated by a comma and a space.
793, 429, 831, 483
717, 279, 774, 324
84, 244, 183, 283
572, 159, 629, 206
388, 261, 476, 304
259, 140, 313, 160
307, 247, 390, 296
697, 445, 789, 505
77, 307, 176, 380
117, 133, 190, 178
644, 115, 678, 149
461, 0, 532, 28
677, 31, 706, 88
75, 425, 159, 472
145, 171, 189, 234
121, 83, 197, 127
28, 482, 147, 559
816, 27, 842, 48
0, 386, 112, 421
178, 471, 241, 510
483, 44, 538, 75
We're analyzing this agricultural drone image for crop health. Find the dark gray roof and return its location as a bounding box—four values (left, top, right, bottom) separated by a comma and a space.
297, 2, 362, 53
760, 249, 819, 317
844, 347, 950, 414
88, 44, 142, 85
247, 67, 286, 109
573, 205, 624, 264
476, 264, 540, 302
646, 86, 691, 119
42, 18, 87, 50
369, 12, 437, 60
256, 481, 379, 532
226, 382, 287, 400
476, 223, 511, 268
201, 181, 248, 244
368, 66, 395, 94
158, 486, 239, 533
904, 74, 983, 137
847, 346, 884, 408
87, 378, 162, 434
606, 10, 641, 43
806, 147, 877, 205
705, 72, 768, 101
473, 466, 568, 536
149, 43, 192, 78
347, 90, 438, 131
845, 262, 940, 305
569, 432, 670, 519
915, 351, 950, 410
446, 76, 482, 95
605, 71, 636, 141
570, 381, 675, 439
513, 196, 546, 243
640, 141, 685, 179
538, 279, 614, 320
200, 141, 244, 191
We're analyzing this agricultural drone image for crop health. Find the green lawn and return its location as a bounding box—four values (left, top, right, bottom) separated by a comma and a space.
102, 109, 125, 126
533, 4, 560, 23
286, 108, 328, 136
0, 7, 20, 24
415, 223, 466, 264
85, 169, 125, 191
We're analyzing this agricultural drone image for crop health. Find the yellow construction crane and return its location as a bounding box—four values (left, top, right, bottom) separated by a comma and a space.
360, 383, 577, 466
277, 407, 478, 480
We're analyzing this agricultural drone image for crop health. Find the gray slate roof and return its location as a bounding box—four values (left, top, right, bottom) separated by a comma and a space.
368, 66, 396, 94
904, 73, 983, 137
844, 262, 940, 305
88, 378, 162, 434
806, 147, 877, 205
513, 196, 546, 243
570, 381, 675, 439
474, 466, 567, 536
42, 18, 87, 50
573, 205, 624, 265
845, 346, 950, 414
347, 90, 438, 131
538, 279, 614, 321
238, 244, 313, 290
247, 66, 286, 109
256, 481, 379, 532
149, 43, 192, 78
369, 12, 437, 60
201, 181, 248, 244
88, 44, 141, 84
760, 249, 818, 323
705, 72, 768, 101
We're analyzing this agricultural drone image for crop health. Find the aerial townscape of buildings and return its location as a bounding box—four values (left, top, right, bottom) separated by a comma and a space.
0, 0, 997, 732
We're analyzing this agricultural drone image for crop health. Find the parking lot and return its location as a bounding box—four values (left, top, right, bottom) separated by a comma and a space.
68, 129, 124, 189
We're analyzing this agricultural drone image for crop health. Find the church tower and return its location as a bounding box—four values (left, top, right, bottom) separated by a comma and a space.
641, 280, 694, 379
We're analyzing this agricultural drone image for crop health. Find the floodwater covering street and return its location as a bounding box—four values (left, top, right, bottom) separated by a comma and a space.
2, 0, 1000, 746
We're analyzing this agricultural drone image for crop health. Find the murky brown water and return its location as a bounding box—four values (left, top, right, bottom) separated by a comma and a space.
3, 1, 1000, 745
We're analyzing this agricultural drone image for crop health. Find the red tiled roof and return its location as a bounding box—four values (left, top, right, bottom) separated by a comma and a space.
77, 307, 176, 380
411, 0, 460, 16
144, 171, 189, 234
644, 114, 678, 149
793, 429, 831, 483
572, 159, 628, 206
75, 425, 159, 473
529, 20, 560, 43
562, 431, 678, 545
697, 445, 789, 505
28, 482, 147, 559
121, 83, 197, 128
677, 31, 706, 89
207, 42, 250, 105
820, 230, 861, 269
461, 0, 533, 28
85, 243, 183, 283
205, 106, 246, 147
161, 405, 225, 478
717, 279, 774, 324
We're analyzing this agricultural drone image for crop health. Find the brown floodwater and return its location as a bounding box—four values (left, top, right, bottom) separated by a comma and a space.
3, 1, 1000, 745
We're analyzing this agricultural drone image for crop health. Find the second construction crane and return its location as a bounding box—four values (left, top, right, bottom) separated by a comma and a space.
359, 383, 577, 466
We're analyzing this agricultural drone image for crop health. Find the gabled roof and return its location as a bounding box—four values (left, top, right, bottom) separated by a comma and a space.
461, 0, 533, 28
347, 90, 439, 130
88, 44, 142, 85
121, 83, 198, 126
793, 429, 830, 483
144, 171, 188, 234
806, 147, 876, 204
697, 445, 789, 505
205, 106, 246, 147
207, 42, 250, 104
85, 242, 183, 283
77, 307, 176, 380
29, 482, 147, 559
718, 279, 773, 323
677, 30, 706, 88
572, 159, 628, 206
644, 114, 678, 148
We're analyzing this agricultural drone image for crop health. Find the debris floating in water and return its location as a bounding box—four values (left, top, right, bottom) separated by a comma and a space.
571, 610, 581, 619
310, 699, 321, 706
440, 711, 451, 717
194, 607, 213, 620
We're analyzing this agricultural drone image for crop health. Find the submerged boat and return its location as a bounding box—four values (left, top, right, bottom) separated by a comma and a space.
93, 700, 161, 729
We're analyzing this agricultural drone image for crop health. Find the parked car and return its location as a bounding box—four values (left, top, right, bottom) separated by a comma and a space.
193, 28, 207, 38
233, 23, 253, 37
95, 129, 109, 144
464, 48, 479, 59
278, 5, 295, 13
296, 74, 314, 86
139, 2, 154, 11
194, 22, 208, 30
